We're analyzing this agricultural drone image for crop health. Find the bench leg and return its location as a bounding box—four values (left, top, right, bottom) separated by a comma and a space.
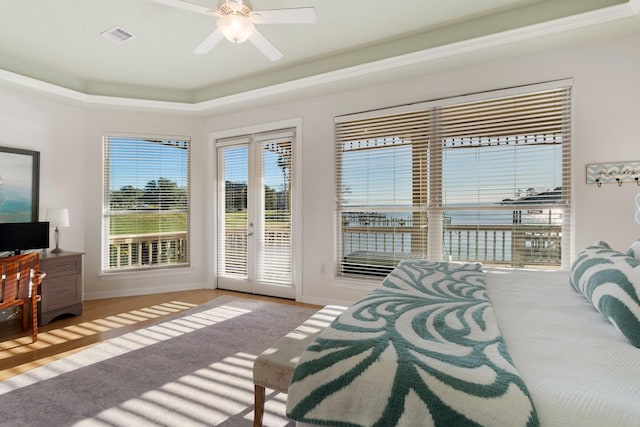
254, 384, 265, 427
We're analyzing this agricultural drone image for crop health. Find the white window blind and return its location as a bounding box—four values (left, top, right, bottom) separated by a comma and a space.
217, 142, 249, 277
336, 110, 431, 276
336, 82, 571, 277
437, 87, 571, 267
257, 133, 293, 284
103, 135, 190, 271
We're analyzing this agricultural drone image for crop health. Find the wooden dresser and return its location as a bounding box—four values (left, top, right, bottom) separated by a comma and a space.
38, 251, 83, 326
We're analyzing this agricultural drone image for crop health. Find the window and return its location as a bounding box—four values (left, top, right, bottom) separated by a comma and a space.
103, 135, 190, 272
336, 81, 571, 277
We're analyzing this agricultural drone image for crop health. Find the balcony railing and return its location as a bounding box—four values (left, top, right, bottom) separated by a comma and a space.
109, 231, 187, 269
442, 224, 561, 266
219, 227, 292, 280
108, 222, 561, 273
224, 221, 561, 274
341, 223, 562, 275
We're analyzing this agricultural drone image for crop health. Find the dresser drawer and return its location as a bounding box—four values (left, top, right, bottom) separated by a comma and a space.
41, 256, 81, 278
42, 275, 81, 311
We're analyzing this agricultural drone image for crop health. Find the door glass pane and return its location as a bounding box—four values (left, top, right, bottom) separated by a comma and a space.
259, 139, 292, 284
218, 145, 248, 277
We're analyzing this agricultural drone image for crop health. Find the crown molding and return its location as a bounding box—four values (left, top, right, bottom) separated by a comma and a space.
1, 1, 637, 114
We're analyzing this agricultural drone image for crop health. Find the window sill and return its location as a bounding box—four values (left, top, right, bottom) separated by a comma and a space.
99, 265, 191, 281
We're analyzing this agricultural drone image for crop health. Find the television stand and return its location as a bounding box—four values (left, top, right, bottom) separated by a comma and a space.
38, 251, 83, 326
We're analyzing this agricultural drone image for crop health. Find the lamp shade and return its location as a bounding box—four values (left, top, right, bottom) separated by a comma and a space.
45, 208, 70, 228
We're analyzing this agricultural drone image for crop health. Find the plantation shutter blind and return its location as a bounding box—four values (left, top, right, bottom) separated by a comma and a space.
103, 135, 190, 271
335, 108, 432, 276
437, 86, 571, 268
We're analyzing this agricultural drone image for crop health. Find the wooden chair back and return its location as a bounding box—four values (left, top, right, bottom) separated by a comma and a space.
0, 253, 46, 342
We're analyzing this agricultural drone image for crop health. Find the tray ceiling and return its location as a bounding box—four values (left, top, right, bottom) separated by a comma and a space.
0, 0, 637, 112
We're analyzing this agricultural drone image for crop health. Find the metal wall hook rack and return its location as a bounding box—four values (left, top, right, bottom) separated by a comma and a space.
586, 162, 640, 187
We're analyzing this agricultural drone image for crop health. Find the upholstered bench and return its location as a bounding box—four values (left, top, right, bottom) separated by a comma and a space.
253, 305, 346, 427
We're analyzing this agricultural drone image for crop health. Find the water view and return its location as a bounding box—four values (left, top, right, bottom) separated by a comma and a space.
341, 206, 562, 267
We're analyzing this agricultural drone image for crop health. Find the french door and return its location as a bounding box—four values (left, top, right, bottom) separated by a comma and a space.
215, 129, 296, 299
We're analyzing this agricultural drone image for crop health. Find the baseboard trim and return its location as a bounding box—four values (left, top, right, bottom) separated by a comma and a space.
299, 295, 356, 307
83, 281, 211, 300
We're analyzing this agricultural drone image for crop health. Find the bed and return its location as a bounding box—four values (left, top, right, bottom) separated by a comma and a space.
286, 242, 640, 426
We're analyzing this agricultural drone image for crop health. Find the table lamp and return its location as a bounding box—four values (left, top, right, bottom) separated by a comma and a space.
45, 208, 69, 253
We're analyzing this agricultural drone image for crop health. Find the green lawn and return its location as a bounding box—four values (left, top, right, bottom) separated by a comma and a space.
225, 210, 290, 228
109, 210, 289, 235
110, 213, 187, 235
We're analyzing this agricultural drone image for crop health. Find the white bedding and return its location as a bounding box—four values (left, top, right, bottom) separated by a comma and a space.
296, 268, 640, 426
485, 268, 640, 427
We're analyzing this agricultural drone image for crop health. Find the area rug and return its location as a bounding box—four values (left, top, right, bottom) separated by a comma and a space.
0, 296, 318, 427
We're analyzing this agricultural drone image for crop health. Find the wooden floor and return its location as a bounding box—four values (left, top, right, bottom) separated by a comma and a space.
0, 289, 319, 382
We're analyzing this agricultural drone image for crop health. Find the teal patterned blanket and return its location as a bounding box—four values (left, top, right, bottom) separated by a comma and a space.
286, 260, 539, 426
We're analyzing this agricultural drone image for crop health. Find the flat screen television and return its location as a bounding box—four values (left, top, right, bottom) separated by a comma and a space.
0, 221, 50, 255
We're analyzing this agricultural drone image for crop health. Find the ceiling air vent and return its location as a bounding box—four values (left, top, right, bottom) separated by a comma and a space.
100, 26, 135, 44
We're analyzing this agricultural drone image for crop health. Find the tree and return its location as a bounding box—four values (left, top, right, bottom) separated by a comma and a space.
225, 181, 247, 212
264, 185, 277, 210
142, 178, 186, 210
277, 155, 291, 210
110, 185, 143, 209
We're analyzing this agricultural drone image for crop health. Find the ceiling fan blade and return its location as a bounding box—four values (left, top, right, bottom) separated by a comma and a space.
248, 30, 283, 62
193, 29, 224, 55
250, 7, 316, 24
150, 0, 214, 16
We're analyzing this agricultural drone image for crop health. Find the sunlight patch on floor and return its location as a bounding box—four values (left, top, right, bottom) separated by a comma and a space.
260, 391, 292, 427
77, 352, 292, 427
0, 304, 250, 395
0, 301, 199, 359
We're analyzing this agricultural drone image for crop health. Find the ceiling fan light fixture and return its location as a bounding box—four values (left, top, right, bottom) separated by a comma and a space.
151, 0, 315, 60
218, 13, 254, 43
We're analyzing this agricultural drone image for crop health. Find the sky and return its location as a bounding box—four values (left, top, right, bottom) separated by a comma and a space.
221, 144, 290, 192
106, 135, 562, 212
108, 137, 189, 191
341, 141, 562, 207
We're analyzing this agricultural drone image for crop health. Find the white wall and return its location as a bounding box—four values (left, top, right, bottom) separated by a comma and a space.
204, 30, 640, 305
83, 109, 207, 298
1, 30, 639, 307
0, 87, 209, 300
0, 89, 86, 253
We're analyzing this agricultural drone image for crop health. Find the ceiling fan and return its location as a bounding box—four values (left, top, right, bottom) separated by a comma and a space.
151, 0, 317, 61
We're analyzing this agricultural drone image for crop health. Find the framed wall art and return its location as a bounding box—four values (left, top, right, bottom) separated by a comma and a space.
0, 146, 40, 223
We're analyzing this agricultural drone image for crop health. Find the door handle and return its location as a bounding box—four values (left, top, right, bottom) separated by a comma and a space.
247, 232, 254, 237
